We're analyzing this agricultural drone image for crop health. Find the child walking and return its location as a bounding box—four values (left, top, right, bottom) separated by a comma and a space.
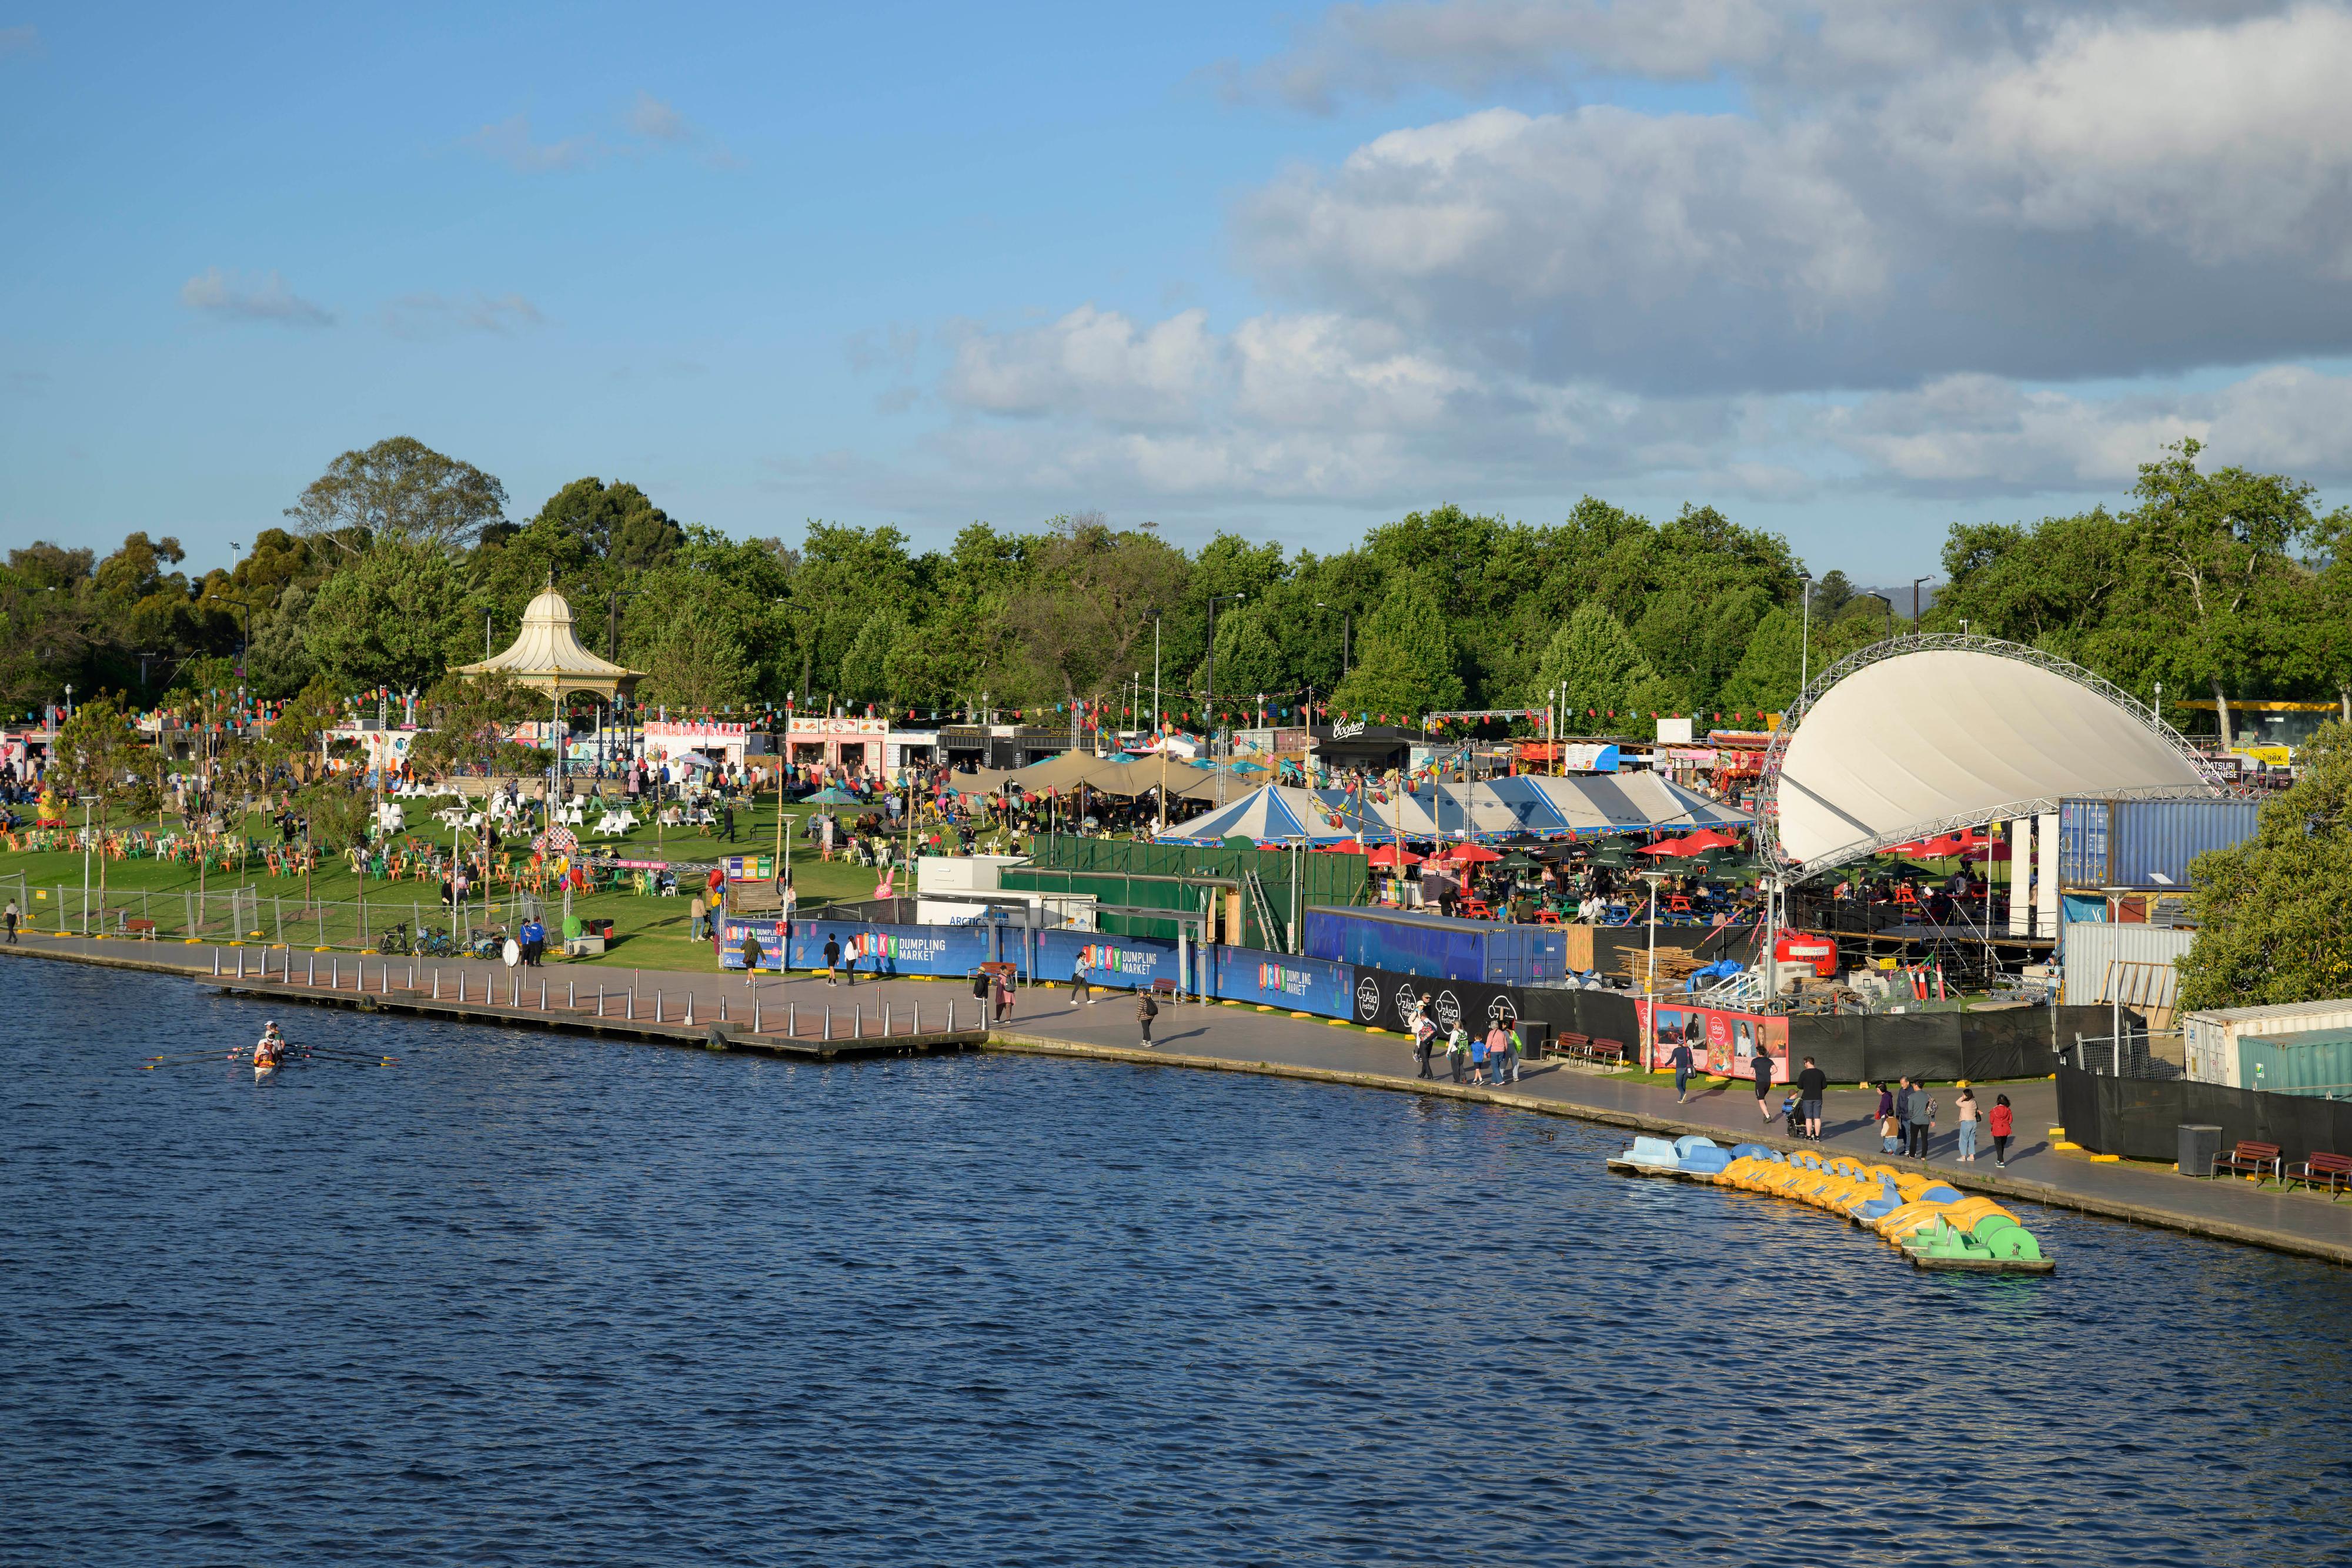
1990, 1094, 2014, 1168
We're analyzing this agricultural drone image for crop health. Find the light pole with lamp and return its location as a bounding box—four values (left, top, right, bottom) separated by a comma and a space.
1911, 576, 1931, 630
1862, 591, 1893, 644
1314, 601, 1350, 679
1205, 592, 1246, 805
1797, 571, 1815, 698
1639, 868, 1668, 1069
78, 791, 97, 934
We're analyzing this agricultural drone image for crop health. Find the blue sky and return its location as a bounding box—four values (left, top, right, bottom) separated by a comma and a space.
6, 1, 2351, 582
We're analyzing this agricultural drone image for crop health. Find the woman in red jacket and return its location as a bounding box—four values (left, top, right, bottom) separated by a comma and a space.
1989, 1094, 2015, 1168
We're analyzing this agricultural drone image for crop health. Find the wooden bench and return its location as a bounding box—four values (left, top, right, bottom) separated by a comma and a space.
122, 918, 157, 940
1588, 1037, 1627, 1068
1148, 977, 1185, 1004
1558, 1031, 1591, 1061
2213, 1140, 2283, 1182
2284, 1151, 2352, 1198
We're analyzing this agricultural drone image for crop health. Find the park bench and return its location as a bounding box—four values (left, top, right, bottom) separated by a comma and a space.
2284, 1151, 2352, 1198
1588, 1037, 1628, 1068
2213, 1140, 2283, 1182
1148, 977, 1185, 1004
122, 918, 156, 940
1556, 1030, 1591, 1061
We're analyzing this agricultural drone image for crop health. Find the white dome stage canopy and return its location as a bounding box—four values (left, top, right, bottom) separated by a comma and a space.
1759, 636, 2223, 881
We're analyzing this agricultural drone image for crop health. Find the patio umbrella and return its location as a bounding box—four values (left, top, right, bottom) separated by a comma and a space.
1443, 844, 1500, 863
1678, 827, 1741, 852
1227, 758, 1269, 773
802, 785, 863, 805
1959, 841, 2013, 862
1636, 835, 1695, 856
1367, 844, 1422, 867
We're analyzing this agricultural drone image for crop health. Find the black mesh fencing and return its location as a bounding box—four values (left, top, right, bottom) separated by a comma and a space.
2056, 1065, 2352, 1166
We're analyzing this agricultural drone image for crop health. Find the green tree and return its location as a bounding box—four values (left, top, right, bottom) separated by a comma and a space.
408, 672, 547, 781
284, 436, 509, 558
2124, 440, 2322, 749
1190, 604, 1287, 706
303, 543, 473, 691
49, 694, 156, 925
1715, 607, 1805, 717
1530, 601, 1676, 733
2177, 723, 2352, 1009
530, 477, 687, 570
261, 677, 349, 785
838, 606, 910, 704
1332, 572, 1463, 720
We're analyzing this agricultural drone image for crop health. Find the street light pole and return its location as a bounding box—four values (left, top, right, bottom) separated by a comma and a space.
1798, 572, 1814, 699
1206, 593, 1246, 806
1911, 575, 1930, 630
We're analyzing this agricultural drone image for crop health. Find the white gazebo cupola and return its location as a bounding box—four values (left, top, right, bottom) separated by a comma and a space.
456, 584, 643, 703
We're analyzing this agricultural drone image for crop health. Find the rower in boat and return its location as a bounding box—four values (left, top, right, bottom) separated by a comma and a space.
253, 1021, 286, 1075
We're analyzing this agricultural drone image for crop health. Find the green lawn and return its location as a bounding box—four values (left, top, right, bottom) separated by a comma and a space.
2, 797, 940, 968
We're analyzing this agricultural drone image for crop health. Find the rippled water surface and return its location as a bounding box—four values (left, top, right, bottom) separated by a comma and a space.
5, 961, 2351, 1566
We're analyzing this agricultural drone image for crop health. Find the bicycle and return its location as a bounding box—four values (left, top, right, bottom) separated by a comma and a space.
377, 922, 413, 956
416, 928, 456, 958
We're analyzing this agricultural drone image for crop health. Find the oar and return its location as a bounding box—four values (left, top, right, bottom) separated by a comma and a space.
290, 1045, 399, 1063
286, 1049, 397, 1066
143, 1046, 253, 1061
141, 1054, 252, 1071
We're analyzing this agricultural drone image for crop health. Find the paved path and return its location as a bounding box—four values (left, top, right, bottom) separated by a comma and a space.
9, 933, 2348, 1265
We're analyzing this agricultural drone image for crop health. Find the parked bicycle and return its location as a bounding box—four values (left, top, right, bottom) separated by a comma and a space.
377, 922, 413, 955
415, 928, 456, 958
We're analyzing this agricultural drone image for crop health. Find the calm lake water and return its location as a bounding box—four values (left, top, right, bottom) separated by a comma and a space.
4, 959, 2349, 1566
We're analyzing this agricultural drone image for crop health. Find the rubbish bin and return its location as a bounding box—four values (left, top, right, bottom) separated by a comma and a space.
2179, 1124, 2224, 1178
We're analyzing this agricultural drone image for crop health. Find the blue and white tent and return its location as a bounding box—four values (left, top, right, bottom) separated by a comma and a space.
1156, 784, 1360, 845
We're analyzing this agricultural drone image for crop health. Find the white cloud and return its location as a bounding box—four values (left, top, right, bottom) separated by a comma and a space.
179, 268, 334, 327
1226, 5, 2352, 393
463, 113, 601, 173
626, 91, 690, 143
379, 291, 546, 340
943, 306, 1221, 423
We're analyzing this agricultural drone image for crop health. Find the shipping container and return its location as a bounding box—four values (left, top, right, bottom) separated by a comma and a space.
2057, 797, 2260, 890
2059, 922, 2193, 1009
2181, 998, 2352, 1087
1301, 905, 1565, 984
2237, 1028, 2352, 1098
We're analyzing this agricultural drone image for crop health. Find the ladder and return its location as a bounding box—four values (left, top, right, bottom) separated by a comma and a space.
1244, 869, 1282, 952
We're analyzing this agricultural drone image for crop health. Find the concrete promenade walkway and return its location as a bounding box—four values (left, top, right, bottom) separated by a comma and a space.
9, 932, 2348, 1266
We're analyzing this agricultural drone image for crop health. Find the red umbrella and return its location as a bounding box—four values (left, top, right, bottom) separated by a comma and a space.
1367, 844, 1422, 867
1638, 835, 1695, 856
1678, 828, 1740, 852
1959, 841, 2012, 862
1442, 844, 1500, 862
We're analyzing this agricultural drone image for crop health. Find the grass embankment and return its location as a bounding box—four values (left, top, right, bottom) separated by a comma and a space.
1, 799, 923, 971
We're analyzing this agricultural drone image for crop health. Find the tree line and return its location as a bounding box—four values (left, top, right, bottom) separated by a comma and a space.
4, 435, 2341, 741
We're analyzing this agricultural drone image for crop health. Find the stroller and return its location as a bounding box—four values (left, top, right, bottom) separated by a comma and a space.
1782, 1092, 1807, 1139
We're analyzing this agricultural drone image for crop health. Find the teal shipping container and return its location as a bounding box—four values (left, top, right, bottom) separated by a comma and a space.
2239, 1028, 2352, 1098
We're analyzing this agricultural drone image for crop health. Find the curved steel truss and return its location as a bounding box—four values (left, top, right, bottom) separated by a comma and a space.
1755, 634, 2226, 883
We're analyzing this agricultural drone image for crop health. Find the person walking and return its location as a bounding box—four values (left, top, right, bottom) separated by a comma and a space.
719, 800, 736, 843
689, 892, 709, 944
1669, 1037, 1695, 1103
822, 933, 841, 986
1752, 1047, 1776, 1124
1137, 989, 1157, 1048
1070, 956, 1094, 1006
970, 966, 990, 1020
1445, 1020, 1469, 1084
1484, 1018, 1512, 1088
993, 967, 1014, 1024
2, 898, 16, 944
1411, 1003, 1437, 1079
1955, 1085, 1981, 1161
1906, 1078, 1936, 1158
1467, 1022, 1492, 1086
1989, 1094, 2014, 1167
1796, 1055, 1829, 1141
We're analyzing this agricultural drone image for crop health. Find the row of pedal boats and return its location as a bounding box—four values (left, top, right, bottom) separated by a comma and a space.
1608, 1135, 2054, 1273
